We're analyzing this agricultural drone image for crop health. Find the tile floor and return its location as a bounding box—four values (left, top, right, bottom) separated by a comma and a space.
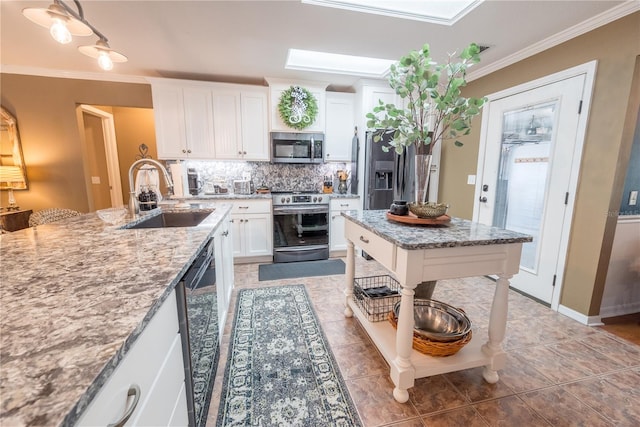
206, 257, 640, 427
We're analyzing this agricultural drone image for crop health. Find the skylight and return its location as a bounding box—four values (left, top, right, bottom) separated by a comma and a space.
286, 49, 396, 78
301, 0, 484, 25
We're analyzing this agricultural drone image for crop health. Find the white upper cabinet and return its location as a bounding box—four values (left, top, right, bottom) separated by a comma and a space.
212, 90, 242, 160
266, 78, 328, 133
324, 92, 355, 162
151, 84, 188, 159
240, 91, 269, 161
149, 78, 269, 161
182, 87, 216, 159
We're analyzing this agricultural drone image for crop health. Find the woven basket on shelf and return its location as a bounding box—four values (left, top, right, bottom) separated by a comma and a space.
387, 311, 472, 357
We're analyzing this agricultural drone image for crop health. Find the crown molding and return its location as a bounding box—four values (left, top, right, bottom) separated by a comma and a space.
467, 1, 640, 82
0, 64, 149, 84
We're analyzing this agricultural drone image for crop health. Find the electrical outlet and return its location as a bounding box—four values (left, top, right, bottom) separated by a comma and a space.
629, 190, 638, 206
91, 176, 101, 185
467, 175, 476, 185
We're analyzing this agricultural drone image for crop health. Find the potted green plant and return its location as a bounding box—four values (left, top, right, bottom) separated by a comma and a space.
366, 42, 486, 206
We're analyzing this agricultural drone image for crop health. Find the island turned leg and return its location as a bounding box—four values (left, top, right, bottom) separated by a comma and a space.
481, 274, 511, 383
391, 285, 416, 403
344, 239, 355, 318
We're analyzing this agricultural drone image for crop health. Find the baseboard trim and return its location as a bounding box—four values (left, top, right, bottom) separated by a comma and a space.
599, 301, 640, 320
558, 304, 603, 326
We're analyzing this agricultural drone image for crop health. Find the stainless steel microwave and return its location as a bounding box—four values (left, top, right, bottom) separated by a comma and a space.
271, 132, 324, 164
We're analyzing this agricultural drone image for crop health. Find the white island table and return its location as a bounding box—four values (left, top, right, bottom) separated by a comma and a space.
342, 210, 532, 403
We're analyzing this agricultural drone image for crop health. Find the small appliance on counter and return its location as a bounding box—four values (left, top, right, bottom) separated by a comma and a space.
233, 179, 252, 195
322, 175, 333, 194
187, 168, 203, 195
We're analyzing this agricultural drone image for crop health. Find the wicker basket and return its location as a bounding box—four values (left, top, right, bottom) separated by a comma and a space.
353, 275, 401, 322
387, 311, 472, 357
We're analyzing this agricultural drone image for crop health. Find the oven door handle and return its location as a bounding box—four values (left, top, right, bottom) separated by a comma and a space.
273, 205, 329, 215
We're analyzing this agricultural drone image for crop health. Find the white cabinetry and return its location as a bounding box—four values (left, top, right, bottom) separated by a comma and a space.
266, 78, 328, 133
325, 92, 355, 162
212, 88, 269, 161
150, 78, 269, 161
329, 197, 360, 254
151, 82, 216, 159
76, 290, 187, 426
228, 199, 273, 263
214, 215, 234, 338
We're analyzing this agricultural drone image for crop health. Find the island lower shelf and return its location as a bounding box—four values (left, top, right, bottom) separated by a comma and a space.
347, 298, 503, 378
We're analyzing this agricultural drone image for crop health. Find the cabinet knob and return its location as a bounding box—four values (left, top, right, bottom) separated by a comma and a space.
243, 151, 247, 155
182, 149, 187, 153
107, 384, 141, 427
187, 149, 192, 154
238, 151, 242, 155
359, 236, 369, 244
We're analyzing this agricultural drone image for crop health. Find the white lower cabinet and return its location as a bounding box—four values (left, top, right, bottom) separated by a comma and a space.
330, 197, 360, 254
229, 199, 273, 262
215, 215, 234, 338
76, 290, 186, 426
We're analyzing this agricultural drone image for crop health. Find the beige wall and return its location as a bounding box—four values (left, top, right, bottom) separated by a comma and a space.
439, 12, 640, 316
0, 74, 152, 213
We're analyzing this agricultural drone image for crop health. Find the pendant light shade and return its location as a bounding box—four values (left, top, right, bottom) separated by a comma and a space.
22, 1, 127, 71
22, 2, 93, 38
79, 39, 127, 70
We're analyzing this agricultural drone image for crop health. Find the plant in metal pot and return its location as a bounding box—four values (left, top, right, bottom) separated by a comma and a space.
366, 42, 487, 206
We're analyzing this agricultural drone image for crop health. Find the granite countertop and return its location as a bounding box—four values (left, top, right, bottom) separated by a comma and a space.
174, 193, 359, 200
342, 209, 532, 250
0, 203, 231, 427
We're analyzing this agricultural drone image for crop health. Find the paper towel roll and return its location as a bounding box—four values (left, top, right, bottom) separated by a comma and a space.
169, 163, 186, 197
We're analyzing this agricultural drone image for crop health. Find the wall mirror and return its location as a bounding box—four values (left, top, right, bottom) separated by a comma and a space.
0, 106, 29, 190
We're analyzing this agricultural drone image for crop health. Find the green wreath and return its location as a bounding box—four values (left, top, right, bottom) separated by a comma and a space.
278, 86, 318, 130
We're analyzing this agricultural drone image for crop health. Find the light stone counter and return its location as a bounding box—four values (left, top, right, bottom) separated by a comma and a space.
0, 203, 231, 427
341, 209, 531, 249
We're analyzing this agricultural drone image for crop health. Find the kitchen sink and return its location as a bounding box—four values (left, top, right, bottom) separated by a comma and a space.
125, 210, 213, 229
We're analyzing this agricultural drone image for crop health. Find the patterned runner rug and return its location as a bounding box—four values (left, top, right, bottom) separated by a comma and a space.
216, 285, 361, 426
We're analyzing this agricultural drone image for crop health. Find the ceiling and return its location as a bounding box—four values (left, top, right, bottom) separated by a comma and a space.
1, 1, 638, 91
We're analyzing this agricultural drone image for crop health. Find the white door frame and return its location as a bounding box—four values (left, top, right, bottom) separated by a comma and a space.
473, 61, 597, 310
79, 105, 123, 208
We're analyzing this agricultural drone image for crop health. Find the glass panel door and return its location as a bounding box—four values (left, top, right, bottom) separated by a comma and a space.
493, 101, 557, 272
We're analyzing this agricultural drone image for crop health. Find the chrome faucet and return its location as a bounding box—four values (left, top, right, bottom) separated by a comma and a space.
128, 159, 174, 215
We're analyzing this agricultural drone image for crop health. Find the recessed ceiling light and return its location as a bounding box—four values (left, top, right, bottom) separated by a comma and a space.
286, 49, 395, 77
301, 0, 484, 25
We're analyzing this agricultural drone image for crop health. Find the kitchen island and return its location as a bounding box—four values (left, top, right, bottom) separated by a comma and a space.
342, 210, 532, 403
0, 203, 231, 426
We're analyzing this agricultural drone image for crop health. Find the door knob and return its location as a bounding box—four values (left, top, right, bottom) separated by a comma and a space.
479, 196, 487, 203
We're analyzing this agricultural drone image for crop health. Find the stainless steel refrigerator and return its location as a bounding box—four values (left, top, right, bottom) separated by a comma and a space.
363, 130, 415, 210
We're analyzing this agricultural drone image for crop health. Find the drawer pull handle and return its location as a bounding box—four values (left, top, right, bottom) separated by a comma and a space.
359, 236, 369, 244
340, 204, 349, 207
222, 230, 229, 237
107, 384, 141, 427
238, 206, 249, 209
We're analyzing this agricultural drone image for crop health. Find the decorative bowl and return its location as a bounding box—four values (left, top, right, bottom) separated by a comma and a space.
97, 206, 128, 225
408, 202, 448, 218
393, 299, 471, 342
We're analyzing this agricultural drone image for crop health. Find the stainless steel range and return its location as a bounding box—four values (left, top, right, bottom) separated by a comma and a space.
272, 191, 330, 263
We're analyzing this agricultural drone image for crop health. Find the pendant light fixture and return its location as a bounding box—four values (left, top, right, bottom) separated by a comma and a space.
78, 39, 127, 71
22, 0, 127, 71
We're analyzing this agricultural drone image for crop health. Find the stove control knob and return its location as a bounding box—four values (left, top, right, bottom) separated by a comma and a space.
313, 196, 317, 202
280, 197, 285, 203
286, 197, 290, 203
318, 196, 323, 203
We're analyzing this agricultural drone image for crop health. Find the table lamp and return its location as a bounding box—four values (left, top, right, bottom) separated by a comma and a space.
0, 165, 26, 210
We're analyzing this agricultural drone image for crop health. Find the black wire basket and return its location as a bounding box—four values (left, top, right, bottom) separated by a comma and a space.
353, 275, 401, 322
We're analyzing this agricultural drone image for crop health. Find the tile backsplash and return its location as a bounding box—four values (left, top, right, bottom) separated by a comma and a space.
180, 160, 353, 193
